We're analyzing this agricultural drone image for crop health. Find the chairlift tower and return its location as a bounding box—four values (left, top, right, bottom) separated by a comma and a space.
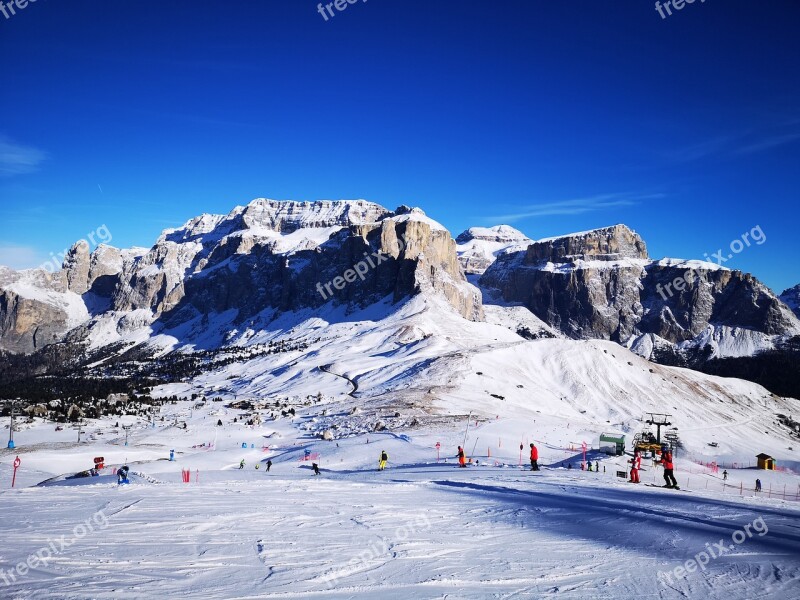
7, 399, 18, 449
645, 413, 672, 444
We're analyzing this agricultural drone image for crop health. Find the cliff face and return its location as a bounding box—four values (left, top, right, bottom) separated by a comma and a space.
525, 224, 648, 262
0, 200, 482, 354
780, 284, 800, 318
157, 206, 482, 327
0, 267, 89, 353
480, 225, 800, 345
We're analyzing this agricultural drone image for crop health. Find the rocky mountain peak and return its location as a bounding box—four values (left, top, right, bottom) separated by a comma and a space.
780, 284, 800, 318
158, 199, 393, 246
455, 225, 531, 245
456, 225, 533, 275
526, 224, 649, 263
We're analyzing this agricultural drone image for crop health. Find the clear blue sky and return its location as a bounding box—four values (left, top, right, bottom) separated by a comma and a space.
1, 1, 798, 292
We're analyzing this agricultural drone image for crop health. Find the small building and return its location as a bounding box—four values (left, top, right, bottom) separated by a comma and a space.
756, 453, 776, 470
599, 433, 626, 456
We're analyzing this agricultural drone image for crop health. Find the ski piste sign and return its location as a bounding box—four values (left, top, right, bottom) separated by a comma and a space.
582, 441, 587, 468
435, 442, 441, 462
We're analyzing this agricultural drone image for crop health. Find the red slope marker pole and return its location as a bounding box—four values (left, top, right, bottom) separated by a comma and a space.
11, 456, 20, 488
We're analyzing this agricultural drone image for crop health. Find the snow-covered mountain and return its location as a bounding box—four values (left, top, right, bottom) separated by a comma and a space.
781, 284, 800, 318
455, 225, 532, 276
1, 200, 799, 401
479, 224, 800, 379
0, 200, 482, 354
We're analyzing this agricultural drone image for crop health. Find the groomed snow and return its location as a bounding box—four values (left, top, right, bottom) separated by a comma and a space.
1, 390, 798, 599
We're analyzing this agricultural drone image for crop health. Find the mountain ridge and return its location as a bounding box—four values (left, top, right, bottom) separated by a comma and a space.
1, 198, 798, 398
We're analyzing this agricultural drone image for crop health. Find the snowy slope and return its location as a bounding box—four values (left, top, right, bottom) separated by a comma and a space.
1, 372, 799, 599
456, 224, 533, 276
86, 291, 799, 467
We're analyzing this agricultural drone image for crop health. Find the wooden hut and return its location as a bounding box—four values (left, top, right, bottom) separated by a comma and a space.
756, 453, 776, 470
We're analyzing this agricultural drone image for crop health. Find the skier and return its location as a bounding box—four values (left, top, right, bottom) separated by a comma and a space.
457, 446, 466, 468
239, 459, 245, 470
660, 447, 678, 489
266, 460, 272, 472
312, 462, 321, 475
117, 465, 130, 485
629, 450, 641, 483
755, 478, 762, 492
594, 461, 599, 472
529, 443, 539, 471
722, 469, 728, 481
568, 462, 573, 470
379, 450, 388, 471
587, 462, 592, 472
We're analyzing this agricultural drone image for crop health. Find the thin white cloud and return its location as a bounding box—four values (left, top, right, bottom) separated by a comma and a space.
670, 122, 800, 162
0, 244, 48, 270
0, 135, 47, 176
734, 131, 800, 155
488, 193, 662, 223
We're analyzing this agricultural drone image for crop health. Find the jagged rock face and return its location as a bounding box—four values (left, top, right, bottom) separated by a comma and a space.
780, 284, 800, 318
481, 252, 646, 339
61, 243, 126, 296
62, 242, 91, 294
0, 288, 71, 352
0, 200, 482, 353
0, 268, 87, 353
161, 207, 482, 325
110, 200, 395, 315
640, 267, 796, 341
480, 225, 799, 343
526, 224, 648, 263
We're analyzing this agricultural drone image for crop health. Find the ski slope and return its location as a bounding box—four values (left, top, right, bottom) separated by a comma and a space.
2, 390, 800, 599
2, 294, 800, 598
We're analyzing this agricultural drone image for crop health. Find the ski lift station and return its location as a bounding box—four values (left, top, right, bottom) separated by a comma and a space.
599, 433, 626, 456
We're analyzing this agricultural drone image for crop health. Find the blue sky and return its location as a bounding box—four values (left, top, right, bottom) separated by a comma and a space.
0, 0, 798, 292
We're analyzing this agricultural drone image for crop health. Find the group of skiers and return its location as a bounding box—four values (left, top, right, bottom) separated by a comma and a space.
232, 442, 688, 491
239, 459, 273, 471
628, 446, 678, 489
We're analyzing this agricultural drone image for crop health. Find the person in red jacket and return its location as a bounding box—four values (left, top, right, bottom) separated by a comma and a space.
629, 450, 641, 483
529, 443, 539, 471
457, 446, 466, 468
660, 447, 678, 488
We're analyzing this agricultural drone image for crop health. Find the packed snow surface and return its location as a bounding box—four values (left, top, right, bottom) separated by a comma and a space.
2, 399, 799, 600
2, 294, 799, 599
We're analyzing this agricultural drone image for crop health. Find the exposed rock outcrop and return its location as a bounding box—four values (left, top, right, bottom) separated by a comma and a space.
780, 284, 800, 318
480, 225, 800, 346
0, 199, 482, 354
0, 267, 88, 353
